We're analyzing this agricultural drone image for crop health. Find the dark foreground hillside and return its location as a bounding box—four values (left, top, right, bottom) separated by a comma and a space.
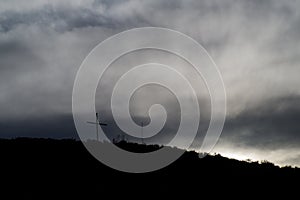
0, 138, 299, 198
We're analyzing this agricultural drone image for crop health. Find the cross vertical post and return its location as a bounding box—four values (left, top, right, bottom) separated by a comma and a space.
96, 113, 99, 141
86, 113, 107, 141
141, 121, 144, 144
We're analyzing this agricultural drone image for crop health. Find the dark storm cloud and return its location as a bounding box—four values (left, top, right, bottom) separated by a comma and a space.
0, 6, 111, 32
222, 95, 300, 149
0, 114, 77, 139
0, 1, 151, 33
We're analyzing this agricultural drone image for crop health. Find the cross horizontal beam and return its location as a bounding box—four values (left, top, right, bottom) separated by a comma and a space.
86, 121, 107, 126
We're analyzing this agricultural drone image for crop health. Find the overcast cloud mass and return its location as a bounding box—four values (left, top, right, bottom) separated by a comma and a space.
0, 0, 300, 166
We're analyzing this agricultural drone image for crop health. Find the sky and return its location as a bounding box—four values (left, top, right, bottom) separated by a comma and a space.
0, 0, 300, 167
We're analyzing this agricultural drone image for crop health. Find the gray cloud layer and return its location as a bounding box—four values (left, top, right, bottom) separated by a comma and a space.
0, 0, 300, 166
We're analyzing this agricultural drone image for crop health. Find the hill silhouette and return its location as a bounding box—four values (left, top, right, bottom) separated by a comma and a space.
0, 138, 299, 198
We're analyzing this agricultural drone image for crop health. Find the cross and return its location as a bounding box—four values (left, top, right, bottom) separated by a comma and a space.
87, 113, 107, 141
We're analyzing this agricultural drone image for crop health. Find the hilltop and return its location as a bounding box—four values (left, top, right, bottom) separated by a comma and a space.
0, 138, 298, 198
